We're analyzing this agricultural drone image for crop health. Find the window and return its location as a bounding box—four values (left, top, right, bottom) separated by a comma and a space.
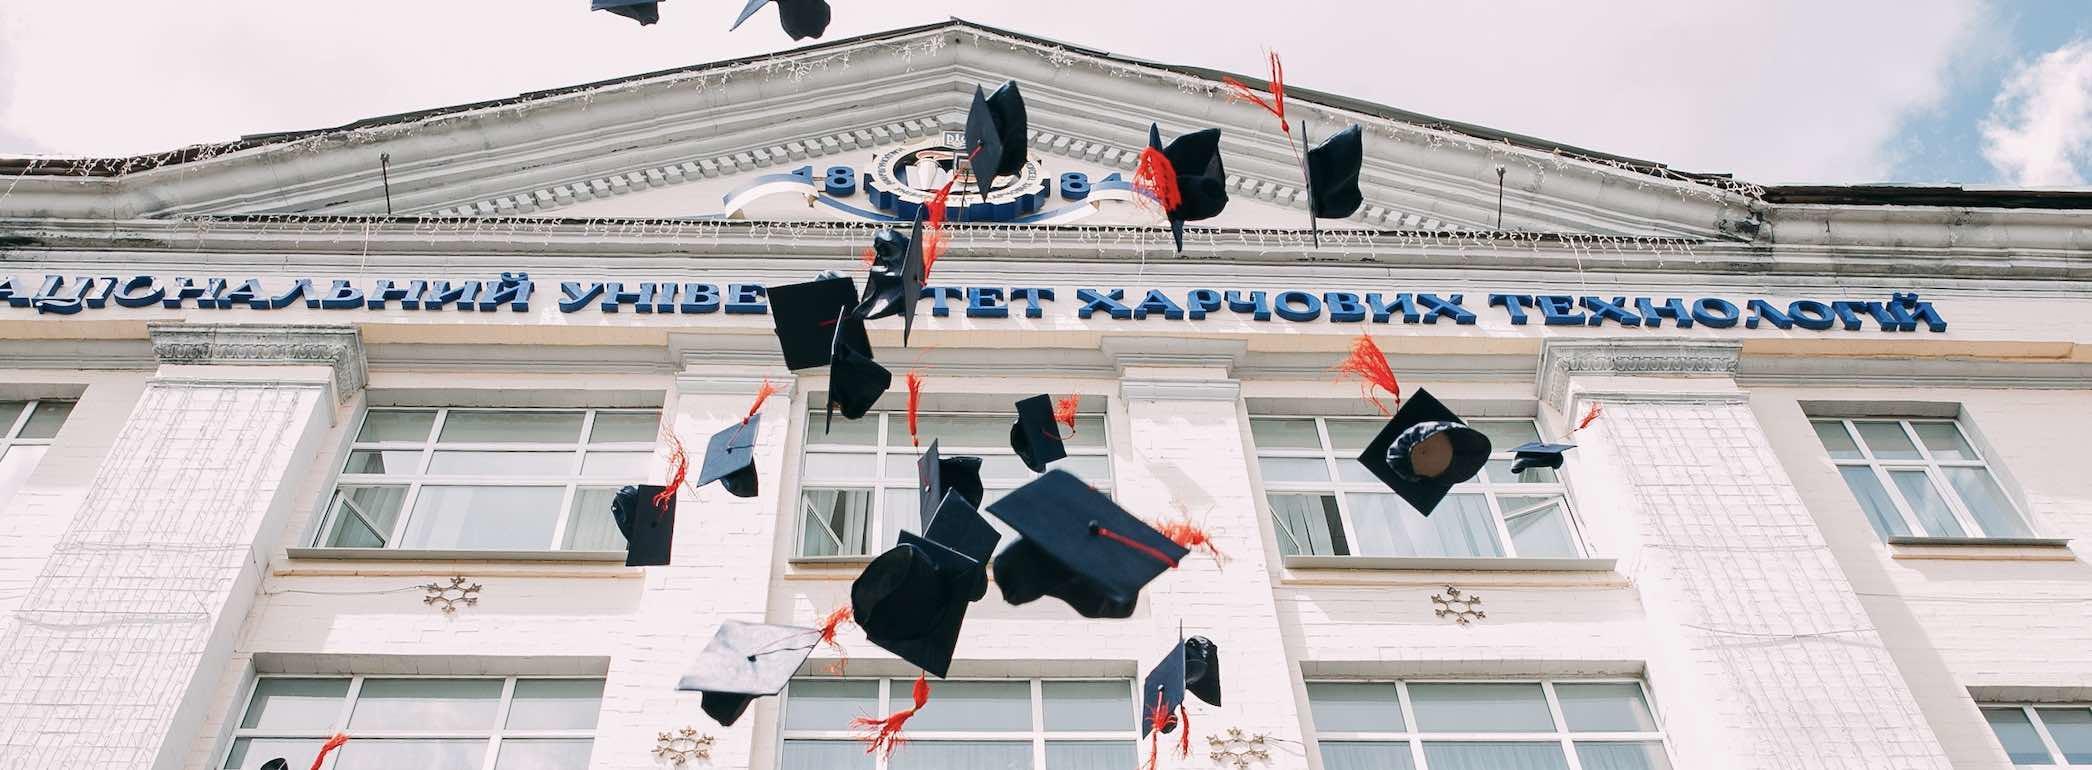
221, 676, 602, 770
314, 408, 661, 551
0, 400, 73, 504
1811, 418, 2032, 540
779, 677, 1137, 770
796, 410, 1110, 558
1252, 416, 1583, 559
1983, 704, 2092, 766
1307, 679, 1673, 770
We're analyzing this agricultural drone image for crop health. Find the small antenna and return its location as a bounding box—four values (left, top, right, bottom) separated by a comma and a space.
380, 153, 395, 216
1494, 165, 1507, 230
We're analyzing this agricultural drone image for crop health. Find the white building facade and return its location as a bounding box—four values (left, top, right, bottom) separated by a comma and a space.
1, 19, 2089, 770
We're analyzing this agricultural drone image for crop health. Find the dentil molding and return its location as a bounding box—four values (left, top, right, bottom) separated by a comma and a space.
1536, 339, 1741, 413
148, 322, 368, 401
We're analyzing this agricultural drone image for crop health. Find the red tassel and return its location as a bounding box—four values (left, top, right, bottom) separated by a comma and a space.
1052, 394, 1081, 437
1143, 733, 1159, 770
745, 379, 777, 425
1177, 706, 1191, 757
815, 605, 854, 675
920, 146, 982, 278
1095, 526, 1180, 568
1133, 146, 1182, 214
655, 432, 688, 511
853, 674, 930, 758
1142, 691, 1171, 770
1155, 517, 1227, 566
1220, 52, 1288, 133
309, 733, 350, 770
906, 372, 925, 447
1333, 334, 1402, 416
861, 246, 878, 266
1572, 402, 1603, 433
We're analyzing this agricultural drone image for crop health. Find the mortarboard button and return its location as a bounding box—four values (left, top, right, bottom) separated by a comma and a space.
1008, 394, 1068, 473
769, 276, 869, 371
695, 415, 762, 498
1356, 389, 1492, 517
592, 0, 660, 25
611, 484, 675, 567
824, 309, 891, 433
985, 470, 1188, 619
1509, 441, 1576, 475
850, 533, 978, 678
677, 620, 823, 726
1305, 124, 1364, 219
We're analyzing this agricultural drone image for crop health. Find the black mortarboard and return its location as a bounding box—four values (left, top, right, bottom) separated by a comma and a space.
962, 86, 1007, 187
696, 415, 762, 498
1183, 635, 1222, 707
924, 488, 1002, 566
259, 760, 287, 770
851, 532, 979, 678
1139, 634, 1224, 736
1008, 394, 1067, 473
1305, 124, 1364, 219
769, 276, 870, 371
896, 209, 926, 347
986, 470, 1188, 619
823, 309, 891, 433
592, 0, 659, 25
918, 440, 985, 523
676, 620, 821, 726
1509, 441, 1576, 475
854, 227, 910, 320
729, 0, 830, 40
1151, 124, 1230, 254
611, 484, 675, 567
1356, 388, 1492, 516
985, 81, 1029, 180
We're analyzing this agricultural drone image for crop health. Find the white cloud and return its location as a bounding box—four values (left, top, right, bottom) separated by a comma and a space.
1981, 37, 2092, 186
0, 0, 1994, 183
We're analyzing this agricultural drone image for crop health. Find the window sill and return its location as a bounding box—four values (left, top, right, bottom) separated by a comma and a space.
286, 547, 630, 563
1284, 555, 1617, 572
1885, 537, 2075, 561
784, 555, 875, 578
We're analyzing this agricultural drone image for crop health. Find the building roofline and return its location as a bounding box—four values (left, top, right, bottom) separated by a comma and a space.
1761, 184, 2092, 209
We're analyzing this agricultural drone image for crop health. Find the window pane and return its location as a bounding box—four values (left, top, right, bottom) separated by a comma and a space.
1485, 458, 1557, 484
2035, 708, 2092, 763
507, 679, 604, 729
1941, 467, 2032, 538
1258, 457, 1331, 484
907, 415, 1009, 447
357, 410, 436, 443
804, 452, 878, 480
887, 741, 1030, 770
240, 679, 348, 730
439, 411, 584, 443
1471, 420, 1541, 449
807, 412, 880, 445
494, 739, 594, 770
1502, 497, 1579, 557
331, 739, 485, 770
0, 402, 23, 436
322, 486, 407, 548
1269, 494, 1346, 556
1422, 742, 1569, 769
1554, 683, 1657, 732
565, 488, 626, 551
342, 449, 421, 475
883, 451, 922, 479
1319, 741, 1414, 770
879, 488, 920, 551
783, 681, 879, 730
1855, 421, 1920, 459
1054, 455, 1113, 481
1306, 683, 1403, 732
1911, 422, 1977, 461
1983, 707, 2054, 765
1812, 421, 1862, 460
401, 486, 563, 549
1324, 420, 1384, 454
800, 490, 871, 557
580, 450, 651, 479
1063, 416, 1109, 449
588, 411, 661, 443
979, 454, 1033, 482
348, 679, 502, 730
1349, 493, 1503, 558
1837, 467, 1911, 539
1408, 683, 1553, 732
1044, 681, 1133, 731
426, 451, 575, 476
905, 681, 1030, 731
1336, 455, 1379, 484
224, 737, 326, 770
1047, 741, 1137, 770
1575, 741, 1673, 770
1889, 470, 1966, 537
19, 401, 72, 439
1250, 419, 1323, 450
781, 740, 875, 770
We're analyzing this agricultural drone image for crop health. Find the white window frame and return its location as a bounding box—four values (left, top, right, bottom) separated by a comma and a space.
0, 399, 72, 502
1980, 703, 2092, 766
1252, 415, 1584, 558
221, 674, 603, 770
778, 676, 1140, 770
1812, 417, 2031, 539
313, 407, 660, 551
1307, 678, 1674, 770
794, 410, 1112, 560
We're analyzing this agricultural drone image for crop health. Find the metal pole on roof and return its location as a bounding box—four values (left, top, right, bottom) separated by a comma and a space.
380, 154, 395, 216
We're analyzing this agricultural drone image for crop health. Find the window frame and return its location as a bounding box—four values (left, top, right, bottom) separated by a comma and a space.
312, 407, 661, 552
221, 674, 603, 770
1252, 415, 1585, 559
1811, 417, 2031, 540
1980, 702, 2092, 766
777, 676, 1141, 770
0, 399, 72, 502
1306, 678, 1674, 770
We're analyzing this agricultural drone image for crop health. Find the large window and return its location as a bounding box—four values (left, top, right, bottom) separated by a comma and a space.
1810, 418, 2032, 540
0, 399, 73, 504
1252, 416, 1582, 559
222, 676, 602, 770
313, 408, 661, 551
1307, 680, 1672, 770
779, 677, 1137, 770
796, 410, 1110, 558
1983, 704, 2092, 766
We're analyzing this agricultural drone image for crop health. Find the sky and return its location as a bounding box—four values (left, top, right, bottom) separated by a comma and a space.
0, 1, 2087, 186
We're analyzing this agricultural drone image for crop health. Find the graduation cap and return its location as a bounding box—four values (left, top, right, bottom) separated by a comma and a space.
1301, 123, 1364, 247
728, 0, 830, 40
769, 275, 870, 371
853, 227, 911, 320
1509, 441, 1576, 475
962, 81, 1030, 182
824, 309, 891, 433
592, 0, 659, 25
1356, 388, 1492, 516
918, 440, 986, 524
677, 620, 822, 727
1008, 394, 1068, 473
924, 488, 1001, 566
695, 414, 762, 498
259, 760, 287, 770
1135, 124, 1230, 254
851, 531, 981, 678
986, 470, 1188, 619
1140, 634, 1224, 736
611, 485, 676, 566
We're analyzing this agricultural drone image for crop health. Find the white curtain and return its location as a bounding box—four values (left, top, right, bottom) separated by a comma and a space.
1420, 741, 1569, 770
1268, 494, 1343, 555
779, 740, 873, 770
1318, 742, 1415, 770
1349, 494, 1502, 558
886, 741, 1030, 770
1574, 741, 1671, 770
1044, 741, 1135, 770
564, 488, 626, 551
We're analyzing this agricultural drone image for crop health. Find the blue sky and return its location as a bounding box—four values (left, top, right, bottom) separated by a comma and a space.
1888, 0, 2092, 183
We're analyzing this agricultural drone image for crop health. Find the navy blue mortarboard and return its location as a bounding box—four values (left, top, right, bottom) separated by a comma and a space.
854, 227, 911, 320
1356, 388, 1492, 516
963, 87, 1006, 187
1142, 124, 1229, 254
729, 0, 830, 40
850, 531, 980, 678
592, 0, 659, 25
1140, 634, 1224, 737
924, 488, 1001, 567
1509, 441, 1576, 475
611, 484, 675, 566
986, 470, 1188, 619
963, 81, 1030, 182
896, 209, 926, 346
1302, 123, 1364, 247
258, 760, 288, 770
677, 620, 821, 726
769, 276, 869, 371
824, 308, 890, 433
1008, 394, 1067, 473
919, 440, 985, 520
985, 82, 1029, 180
696, 415, 762, 498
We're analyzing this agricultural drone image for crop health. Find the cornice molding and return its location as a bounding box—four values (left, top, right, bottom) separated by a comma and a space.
148, 322, 367, 401
1119, 378, 1242, 402
1536, 339, 1741, 412
1099, 337, 1247, 374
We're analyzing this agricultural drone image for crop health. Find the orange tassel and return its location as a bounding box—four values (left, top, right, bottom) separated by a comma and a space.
906, 372, 925, 447
1133, 146, 1181, 213
1155, 517, 1227, 566
1572, 402, 1603, 433
1332, 334, 1402, 416
861, 246, 878, 266
1142, 691, 1171, 770
1052, 394, 1081, 437
309, 733, 350, 770
816, 605, 854, 675
1177, 706, 1191, 757
853, 674, 930, 758
1144, 733, 1159, 770
745, 379, 777, 424
1220, 52, 1288, 133
655, 432, 687, 511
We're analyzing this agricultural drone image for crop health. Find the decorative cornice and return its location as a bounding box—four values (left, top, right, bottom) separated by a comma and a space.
1536, 339, 1741, 412
1119, 378, 1242, 402
675, 371, 798, 397
148, 322, 367, 401
1100, 337, 1247, 374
